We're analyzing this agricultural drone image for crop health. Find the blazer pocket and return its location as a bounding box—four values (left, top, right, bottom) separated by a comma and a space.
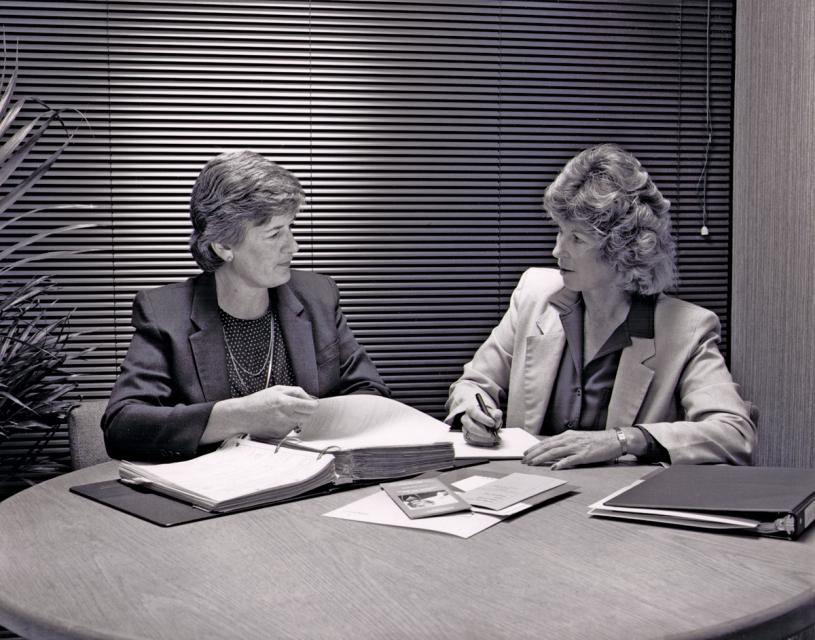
315, 339, 340, 366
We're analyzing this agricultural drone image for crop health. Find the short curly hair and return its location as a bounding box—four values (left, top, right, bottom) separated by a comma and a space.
543, 143, 677, 295
189, 150, 304, 272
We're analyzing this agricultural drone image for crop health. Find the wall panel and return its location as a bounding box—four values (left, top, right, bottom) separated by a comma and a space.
732, 0, 815, 468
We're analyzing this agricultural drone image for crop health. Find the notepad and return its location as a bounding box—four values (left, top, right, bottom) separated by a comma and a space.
461, 473, 568, 511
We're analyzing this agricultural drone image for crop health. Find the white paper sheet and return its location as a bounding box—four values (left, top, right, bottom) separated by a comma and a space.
291, 395, 451, 450
323, 489, 504, 538
451, 476, 538, 516
448, 428, 541, 459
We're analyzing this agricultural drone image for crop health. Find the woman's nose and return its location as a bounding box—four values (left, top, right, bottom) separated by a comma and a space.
552, 236, 562, 259
288, 232, 299, 255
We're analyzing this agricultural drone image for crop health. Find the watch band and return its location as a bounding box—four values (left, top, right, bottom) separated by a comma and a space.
612, 426, 628, 456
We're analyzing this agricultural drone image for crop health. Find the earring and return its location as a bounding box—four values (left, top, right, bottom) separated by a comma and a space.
226, 255, 233, 262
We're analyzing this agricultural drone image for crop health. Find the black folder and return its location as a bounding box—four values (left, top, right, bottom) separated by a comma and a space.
604, 465, 815, 539
70, 458, 490, 527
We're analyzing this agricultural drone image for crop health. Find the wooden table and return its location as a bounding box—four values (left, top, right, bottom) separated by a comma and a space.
0, 461, 813, 640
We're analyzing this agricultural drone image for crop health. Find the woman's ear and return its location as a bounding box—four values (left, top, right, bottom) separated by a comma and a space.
211, 242, 234, 263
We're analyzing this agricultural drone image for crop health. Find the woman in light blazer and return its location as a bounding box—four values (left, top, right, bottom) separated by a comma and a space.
446, 144, 755, 468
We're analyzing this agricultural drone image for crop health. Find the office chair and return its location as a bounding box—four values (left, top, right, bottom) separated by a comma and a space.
748, 402, 760, 429
67, 400, 112, 469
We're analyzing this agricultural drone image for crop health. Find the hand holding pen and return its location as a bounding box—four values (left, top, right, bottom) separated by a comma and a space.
461, 392, 503, 447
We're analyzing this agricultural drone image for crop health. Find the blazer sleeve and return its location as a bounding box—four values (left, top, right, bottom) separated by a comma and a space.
330, 278, 391, 397
444, 269, 530, 423
639, 310, 756, 465
101, 291, 215, 462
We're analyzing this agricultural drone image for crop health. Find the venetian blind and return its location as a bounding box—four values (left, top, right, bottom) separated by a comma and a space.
0, 0, 734, 486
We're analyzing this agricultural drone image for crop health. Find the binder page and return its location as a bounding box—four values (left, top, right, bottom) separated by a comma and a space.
291, 395, 450, 450
121, 439, 333, 503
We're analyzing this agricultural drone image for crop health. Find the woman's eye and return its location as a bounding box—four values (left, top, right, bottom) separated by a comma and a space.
572, 234, 584, 244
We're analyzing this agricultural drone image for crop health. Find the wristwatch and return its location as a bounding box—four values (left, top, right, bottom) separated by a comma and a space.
612, 426, 628, 456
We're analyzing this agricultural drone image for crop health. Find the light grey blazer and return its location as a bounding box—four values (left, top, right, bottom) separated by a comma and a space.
445, 268, 756, 465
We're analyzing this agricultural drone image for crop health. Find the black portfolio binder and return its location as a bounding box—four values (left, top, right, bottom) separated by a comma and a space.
605, 465, 815, 539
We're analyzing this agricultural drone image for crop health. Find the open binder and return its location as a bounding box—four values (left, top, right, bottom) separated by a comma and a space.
116, 395, 458, 514
119, 438, 337, 512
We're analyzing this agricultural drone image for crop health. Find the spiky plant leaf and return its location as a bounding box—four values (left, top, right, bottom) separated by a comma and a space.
0, 42, 96, 483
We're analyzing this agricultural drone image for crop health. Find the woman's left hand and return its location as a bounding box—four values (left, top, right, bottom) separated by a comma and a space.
522, 430, 622, 470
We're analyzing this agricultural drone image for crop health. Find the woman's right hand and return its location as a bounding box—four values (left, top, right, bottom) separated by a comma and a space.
461, 399, 503, 447
203, 385, 319, 444
240, 385, 319, 439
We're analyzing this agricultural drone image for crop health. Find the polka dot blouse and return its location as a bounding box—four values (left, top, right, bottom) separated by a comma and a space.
219, 301, 296, 398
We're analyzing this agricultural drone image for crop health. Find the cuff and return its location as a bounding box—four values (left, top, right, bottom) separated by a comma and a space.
634, 425, 670, 463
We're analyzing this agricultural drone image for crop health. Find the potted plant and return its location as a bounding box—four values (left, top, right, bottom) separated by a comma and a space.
0, 47, 94, 494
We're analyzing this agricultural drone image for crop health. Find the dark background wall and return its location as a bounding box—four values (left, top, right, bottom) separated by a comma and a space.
0, 0, 735, 483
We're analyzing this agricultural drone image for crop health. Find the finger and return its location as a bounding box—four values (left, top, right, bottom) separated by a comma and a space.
466, 405, 496, 429
524, 443, 573, 466
276, 386, 318, 400
462, 420, 499, 446
463, 428, 497, 446
462, 416, 494, 438
550, 452, 587, 470
281, 396, 320, 415
488, 407, 504, 429
464, 432, 500, 448
523, 435, 571, 457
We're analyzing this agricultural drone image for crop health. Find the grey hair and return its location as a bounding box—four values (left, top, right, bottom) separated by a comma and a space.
543, 143, 677, 295
189, 150, 304, 272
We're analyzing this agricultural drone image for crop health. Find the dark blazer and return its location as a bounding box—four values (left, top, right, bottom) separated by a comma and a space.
102, 270, 389, 462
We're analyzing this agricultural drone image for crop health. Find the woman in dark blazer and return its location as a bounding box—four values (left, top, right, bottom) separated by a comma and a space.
446, 144, 755, 468
102, 151, 388, 462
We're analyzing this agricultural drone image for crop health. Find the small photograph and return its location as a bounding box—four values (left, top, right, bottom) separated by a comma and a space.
401, 490, 458, 510
382, 477, 470, 518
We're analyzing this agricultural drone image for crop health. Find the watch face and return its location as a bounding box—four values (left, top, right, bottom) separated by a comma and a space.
614, 428, 628, 455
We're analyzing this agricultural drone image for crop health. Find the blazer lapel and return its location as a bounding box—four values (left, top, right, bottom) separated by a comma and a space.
189, 274, 230, 402
518, 309, 566, 432
607, 336, 655, 429
276, 283, 318, 395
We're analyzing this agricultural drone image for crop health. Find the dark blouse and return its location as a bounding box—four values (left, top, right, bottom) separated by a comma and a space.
541, 293, 667, 461
218, 296, 295, 398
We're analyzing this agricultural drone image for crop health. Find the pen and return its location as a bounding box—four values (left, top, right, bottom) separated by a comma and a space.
475, 393, 500, 435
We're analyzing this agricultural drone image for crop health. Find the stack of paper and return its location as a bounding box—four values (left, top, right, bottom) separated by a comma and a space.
280, 394, 455, 481
120, 437, 336, 512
